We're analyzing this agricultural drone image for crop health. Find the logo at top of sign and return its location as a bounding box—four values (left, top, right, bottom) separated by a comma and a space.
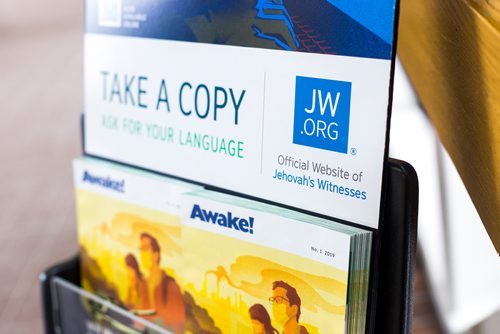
98, 0, 122, 28
293, 76, 352, 154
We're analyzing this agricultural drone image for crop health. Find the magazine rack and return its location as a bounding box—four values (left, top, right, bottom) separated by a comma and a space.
40, 158, 418, 334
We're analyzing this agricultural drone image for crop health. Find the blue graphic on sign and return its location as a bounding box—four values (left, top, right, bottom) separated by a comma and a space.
327, 0, 395, 45
253, 0, 299, 51
293, 76, 352, 154
85, 0, 395, 59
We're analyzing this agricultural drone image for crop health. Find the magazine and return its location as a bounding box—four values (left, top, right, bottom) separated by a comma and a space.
74, 157, 372, 333
181, 190, 372, 334
74, 157, 200, 334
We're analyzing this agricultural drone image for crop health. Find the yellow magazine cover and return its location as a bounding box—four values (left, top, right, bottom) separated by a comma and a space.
181, 192, 353, 334
74, 157, 198, 334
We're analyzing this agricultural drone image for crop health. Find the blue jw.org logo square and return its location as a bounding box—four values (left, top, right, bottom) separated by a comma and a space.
293, 76, 352, 154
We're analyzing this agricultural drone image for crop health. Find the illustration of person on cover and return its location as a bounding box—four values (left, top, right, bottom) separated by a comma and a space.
139, 233, 185, 334
249, 303, 279, 334
124, 253, 150, 310
269, 281, 309, 334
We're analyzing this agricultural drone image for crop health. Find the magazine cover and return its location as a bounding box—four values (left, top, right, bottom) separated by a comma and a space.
84, 0, 399, 229
181, 192, 359, 334
74, 157, 199, 334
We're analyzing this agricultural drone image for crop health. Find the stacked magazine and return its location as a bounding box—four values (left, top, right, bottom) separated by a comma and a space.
74, 157, 372, 334
71, 0, 400, 333
181, 190, 372, 334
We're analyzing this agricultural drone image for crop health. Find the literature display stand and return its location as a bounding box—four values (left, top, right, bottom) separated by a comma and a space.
40, 1, 419, 333
40, 158, 418, 334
